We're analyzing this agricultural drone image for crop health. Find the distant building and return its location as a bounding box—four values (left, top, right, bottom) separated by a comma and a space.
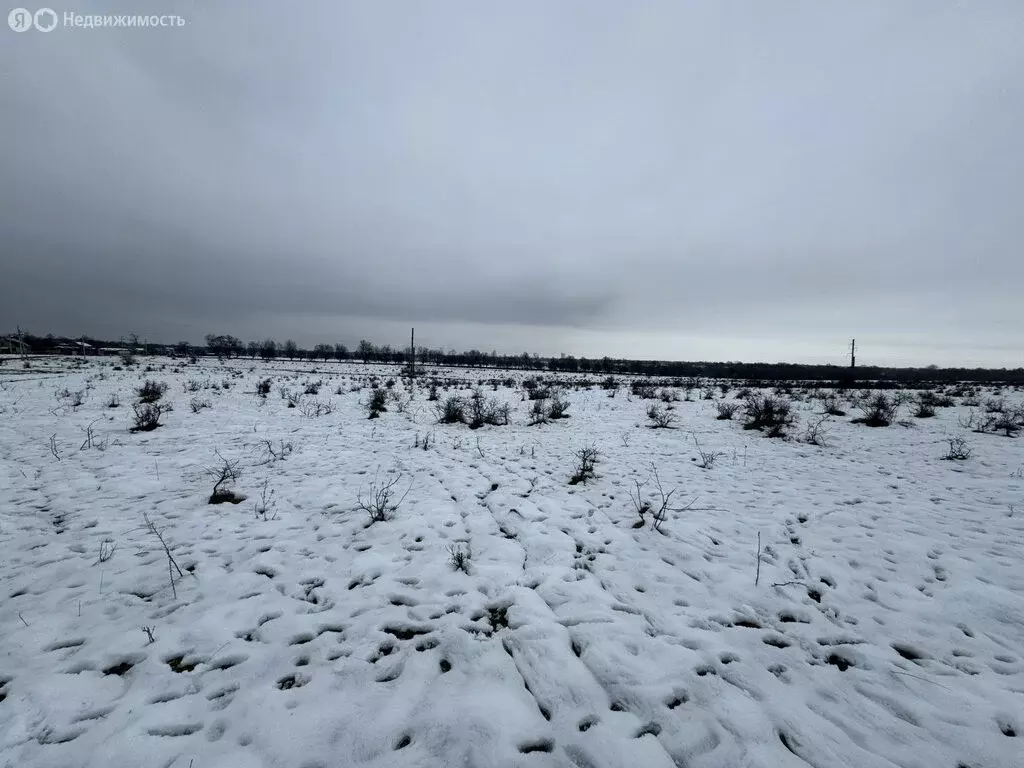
52, 341, 94, 356
1, 336, 28, 355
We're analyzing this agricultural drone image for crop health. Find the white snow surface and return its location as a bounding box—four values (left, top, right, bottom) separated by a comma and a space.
1, 357, 1022, 768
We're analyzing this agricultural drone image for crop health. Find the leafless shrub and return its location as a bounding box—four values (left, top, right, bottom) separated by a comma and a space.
569, 444, 599, 485
468, 389, 511, 428
802, 414, 833, 446
357, 470, 412, 525
992, 412, 1020, 437
943, 435, 972, 460
692, 435, 724, 468
366, 387, 388, 418
646, 403, 678, 429
820, 393, 846, 416
97, 538, 117, 563
304, 381, 321, 395
852, 392, 900, 427
629, 465, 694, 533
660, 388, 680, 403
258, 438, 293, 464
628, 477, 652, 528
528, 398, 550, 425
206, 450, 243, 504
961, 409, 999, 434
984, 397, 1006, 414
743, 393, 795, 437
189, 396, 212, 413
142, 512, 189, 600
299, 398, 334, 418
631, 382, 658, 399
256, 378, 272, 397
106, 392, 120, 408
427, 382, 440, 401
715, 401, 740, 420
547, 391, 570, 419
390, 389, 411, 413
142, 626, 156, 645
131, 402, 169, 432
137, 380, 168, 403
447, 542, 472, 574
913, 396, 936, 418
254, 479, 277, 521
79, 419, 107, 451
436, 396, 467, 424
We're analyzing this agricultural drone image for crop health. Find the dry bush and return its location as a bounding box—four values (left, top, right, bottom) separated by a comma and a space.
715, 401, 740, 420
299, 399, 334, 418
692, 436, 724, 468
743, 393, 795, 437
984, 397, 1006, 414
631, 381, 658, 399
802, 414, 833, 446
992, 412, 1020, 437
943, 435, 972, 460
852, 392, 900, 427
436, 396, 467, 424
206, 451, 243, 504
628, 465, 692, 532
821, 393, 846, 416
528, 398, 550, 426
131, 402, 169, 432
189, 397, 212, 413
447, 542, 472, 574
357, 471, 411, 525
646, 404, 678, 429
569, 444, 599, 485
137, 380, 168, 404
366, 387, 387, 419
547, 391, 570, 420
468, 390, 511, 429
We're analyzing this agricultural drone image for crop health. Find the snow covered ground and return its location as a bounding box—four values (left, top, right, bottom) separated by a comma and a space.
1, 357, 1022, 768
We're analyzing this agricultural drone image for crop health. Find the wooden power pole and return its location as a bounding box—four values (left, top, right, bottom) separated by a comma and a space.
409, 327, 415, 378
850, 338, 856, 369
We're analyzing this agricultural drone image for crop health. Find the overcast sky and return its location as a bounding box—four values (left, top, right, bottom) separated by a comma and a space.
2, 1, 1022, 367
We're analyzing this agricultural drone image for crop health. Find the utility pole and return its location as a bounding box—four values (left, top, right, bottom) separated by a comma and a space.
849, 338, 856, 369
409, 328, 415, 379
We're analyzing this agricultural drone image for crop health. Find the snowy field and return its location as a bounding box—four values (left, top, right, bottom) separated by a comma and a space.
1, 356, 1022, 768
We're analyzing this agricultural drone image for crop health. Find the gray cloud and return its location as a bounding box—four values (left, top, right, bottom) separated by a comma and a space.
2, 1, 1022, 366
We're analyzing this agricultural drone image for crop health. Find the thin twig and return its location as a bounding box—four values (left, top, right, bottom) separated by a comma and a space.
888, 668, 952, 690
143, 512, 185, 599
755, 532, 762, 586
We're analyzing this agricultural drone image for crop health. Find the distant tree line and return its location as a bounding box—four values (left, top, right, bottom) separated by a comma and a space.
7, 329, 1023, 385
